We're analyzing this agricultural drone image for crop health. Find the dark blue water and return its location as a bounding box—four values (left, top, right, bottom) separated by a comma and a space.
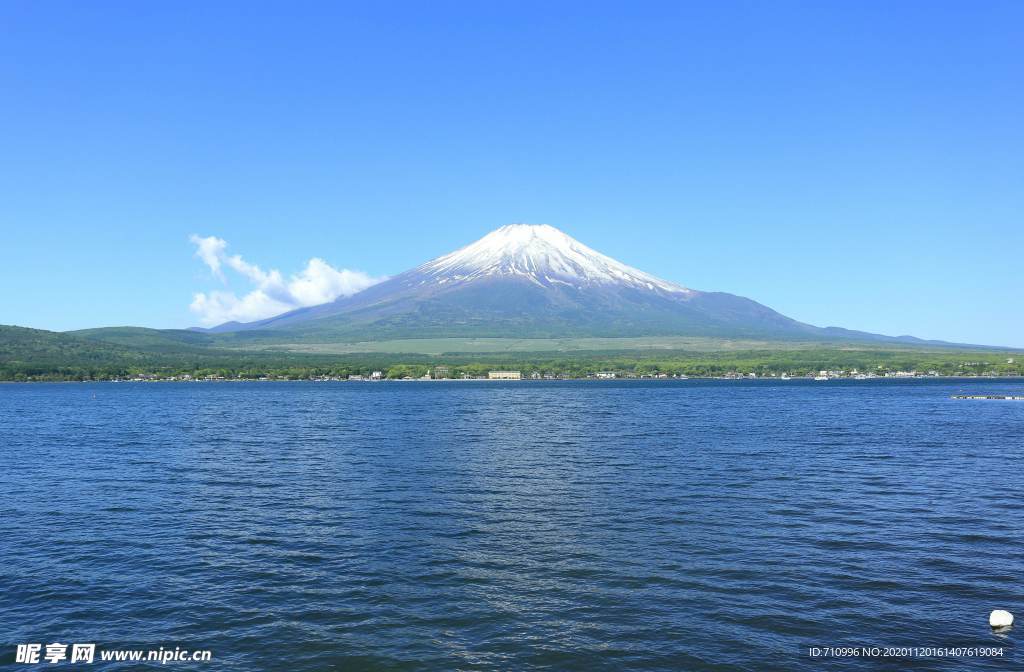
2, 380, 1023, 670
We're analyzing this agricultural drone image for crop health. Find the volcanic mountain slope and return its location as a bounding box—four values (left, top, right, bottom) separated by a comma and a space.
202, 224, 923, 343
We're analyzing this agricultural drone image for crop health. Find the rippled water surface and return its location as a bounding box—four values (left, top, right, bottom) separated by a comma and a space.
2, 380, 1023, 670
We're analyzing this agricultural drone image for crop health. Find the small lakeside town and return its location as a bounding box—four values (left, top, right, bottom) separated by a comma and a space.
94, 363, 1021, 383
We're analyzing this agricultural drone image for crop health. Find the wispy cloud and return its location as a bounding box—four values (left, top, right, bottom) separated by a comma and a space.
188, 235, 384, 327
190, 234, 229, 279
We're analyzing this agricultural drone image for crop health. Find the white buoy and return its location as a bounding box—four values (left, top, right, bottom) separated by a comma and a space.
989, 610, 1014, 628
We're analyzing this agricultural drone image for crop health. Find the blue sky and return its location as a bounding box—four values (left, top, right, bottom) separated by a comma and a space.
1, 1, 1021, 346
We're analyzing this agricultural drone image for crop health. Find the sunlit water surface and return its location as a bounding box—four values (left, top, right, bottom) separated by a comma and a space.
2, 380, 1023, 670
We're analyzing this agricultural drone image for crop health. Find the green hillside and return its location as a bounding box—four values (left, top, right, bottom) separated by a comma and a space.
1, 324, 1021, 382
70, 326, 219, 350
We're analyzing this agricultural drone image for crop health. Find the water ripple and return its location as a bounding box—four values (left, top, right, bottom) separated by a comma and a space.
1, 379, 1022, 670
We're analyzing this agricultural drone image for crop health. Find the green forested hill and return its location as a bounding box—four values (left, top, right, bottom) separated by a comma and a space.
0, 325, 311, 380
1, 325, 140, 364
69, 326, 219, 350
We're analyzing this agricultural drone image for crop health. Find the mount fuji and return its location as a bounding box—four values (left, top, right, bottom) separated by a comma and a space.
202, 224, 920, 343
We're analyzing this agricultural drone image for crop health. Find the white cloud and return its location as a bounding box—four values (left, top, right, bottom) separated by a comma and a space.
189, 234, 228, 279
188, 235, 384, 326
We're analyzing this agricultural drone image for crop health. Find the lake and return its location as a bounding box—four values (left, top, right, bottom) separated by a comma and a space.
2, 379, 1022, 670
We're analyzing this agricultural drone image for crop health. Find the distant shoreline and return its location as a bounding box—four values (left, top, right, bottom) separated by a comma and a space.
3, 376, 1022, 385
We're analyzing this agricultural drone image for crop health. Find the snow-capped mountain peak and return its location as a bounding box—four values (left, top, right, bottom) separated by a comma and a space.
202, 222, 830, 342
415, 224, 691, 294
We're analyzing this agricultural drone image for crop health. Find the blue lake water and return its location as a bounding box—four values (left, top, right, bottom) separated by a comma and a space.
2, 379, 1023, 670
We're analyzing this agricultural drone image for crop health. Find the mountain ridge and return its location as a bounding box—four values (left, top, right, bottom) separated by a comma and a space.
195, 224, 952, 346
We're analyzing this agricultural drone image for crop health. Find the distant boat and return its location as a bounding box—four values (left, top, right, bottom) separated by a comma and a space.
813, 375, 829, 381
